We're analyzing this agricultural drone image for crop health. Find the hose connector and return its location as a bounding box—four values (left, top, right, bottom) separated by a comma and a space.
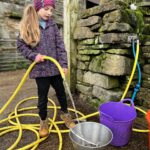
134, 83, 141, 92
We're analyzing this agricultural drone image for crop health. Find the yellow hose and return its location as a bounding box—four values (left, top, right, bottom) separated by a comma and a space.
0, 56, 65, 115
121, 40, 140, 100
0, 48, 149, 149
0, 97, 98, 149
0, 56, 99, 150
120, 40, 149, 133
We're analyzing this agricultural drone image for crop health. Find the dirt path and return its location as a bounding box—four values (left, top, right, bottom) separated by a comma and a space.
0, 70, 149, 150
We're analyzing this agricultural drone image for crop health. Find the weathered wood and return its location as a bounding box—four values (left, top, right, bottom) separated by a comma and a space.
64, 0, 71, 86
63, 0, 79, 91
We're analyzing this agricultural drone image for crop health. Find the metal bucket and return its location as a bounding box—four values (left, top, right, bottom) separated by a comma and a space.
69, 122, 113, 150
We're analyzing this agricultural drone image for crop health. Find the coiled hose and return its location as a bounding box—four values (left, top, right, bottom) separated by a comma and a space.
0, 56, 99, 150
0, 41, 149, 150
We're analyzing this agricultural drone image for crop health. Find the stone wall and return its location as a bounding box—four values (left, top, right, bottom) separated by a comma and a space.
0, 0, 63, 71
137, 5, 150, 108
0, 1, 25, 71
74, 0, 150, 109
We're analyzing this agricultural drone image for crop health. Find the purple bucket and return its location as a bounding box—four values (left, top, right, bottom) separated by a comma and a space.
99, 99, 137, 147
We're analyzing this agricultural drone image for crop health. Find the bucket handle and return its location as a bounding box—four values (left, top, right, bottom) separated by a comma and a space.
101, 112, 114, 121
120, 98, 134, 108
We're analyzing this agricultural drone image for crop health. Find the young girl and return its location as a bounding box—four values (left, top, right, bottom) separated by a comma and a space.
17, 0, 75, 137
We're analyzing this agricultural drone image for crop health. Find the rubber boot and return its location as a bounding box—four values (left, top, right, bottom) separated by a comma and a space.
39, 119, 49, 137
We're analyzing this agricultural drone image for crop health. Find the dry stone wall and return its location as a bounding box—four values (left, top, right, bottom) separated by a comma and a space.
137, 5, 150, 108
74, 0, 150, 109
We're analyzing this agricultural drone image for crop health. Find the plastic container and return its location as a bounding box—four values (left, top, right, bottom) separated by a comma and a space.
146, 110, 150, 150
99, 99, 137, 146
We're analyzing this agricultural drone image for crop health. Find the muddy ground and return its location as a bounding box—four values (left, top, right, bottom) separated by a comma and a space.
0, 70, 149, 150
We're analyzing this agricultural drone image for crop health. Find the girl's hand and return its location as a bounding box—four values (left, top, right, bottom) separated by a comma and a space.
62, 68, 68, 75
35, 54, 44, 63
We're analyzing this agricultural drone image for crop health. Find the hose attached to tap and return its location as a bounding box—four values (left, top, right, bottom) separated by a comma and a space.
131, 39, 142, 101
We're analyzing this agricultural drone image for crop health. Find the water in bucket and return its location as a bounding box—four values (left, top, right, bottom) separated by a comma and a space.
69, 122, 113, 150
99, 99, 137, 147
64, 78, 113, 149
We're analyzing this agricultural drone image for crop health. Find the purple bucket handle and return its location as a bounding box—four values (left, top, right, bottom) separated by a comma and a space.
120, 98, 134, 108
101, 112, 114, 121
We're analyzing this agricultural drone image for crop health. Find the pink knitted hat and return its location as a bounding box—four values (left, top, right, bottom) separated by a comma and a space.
34, 0, 55, 11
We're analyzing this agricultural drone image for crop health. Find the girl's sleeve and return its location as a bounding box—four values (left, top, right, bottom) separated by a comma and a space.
17, 37, 38, 61
55, 24, 68, 68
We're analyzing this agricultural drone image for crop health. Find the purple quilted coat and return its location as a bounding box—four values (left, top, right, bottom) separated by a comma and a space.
17, 18, 68, 79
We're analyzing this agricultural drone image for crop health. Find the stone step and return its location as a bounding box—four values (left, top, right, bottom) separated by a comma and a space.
0, 60, 29, 72
0, 38, 17, 47
0, 57, 28, 64
0, 47, 17, 51
0, 38, 16, 42
0, 53, 23, 58
0, 67, 17, 72
0, 42, 28, 71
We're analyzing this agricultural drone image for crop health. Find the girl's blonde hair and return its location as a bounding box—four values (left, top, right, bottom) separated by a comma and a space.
19, 4, 40, 47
